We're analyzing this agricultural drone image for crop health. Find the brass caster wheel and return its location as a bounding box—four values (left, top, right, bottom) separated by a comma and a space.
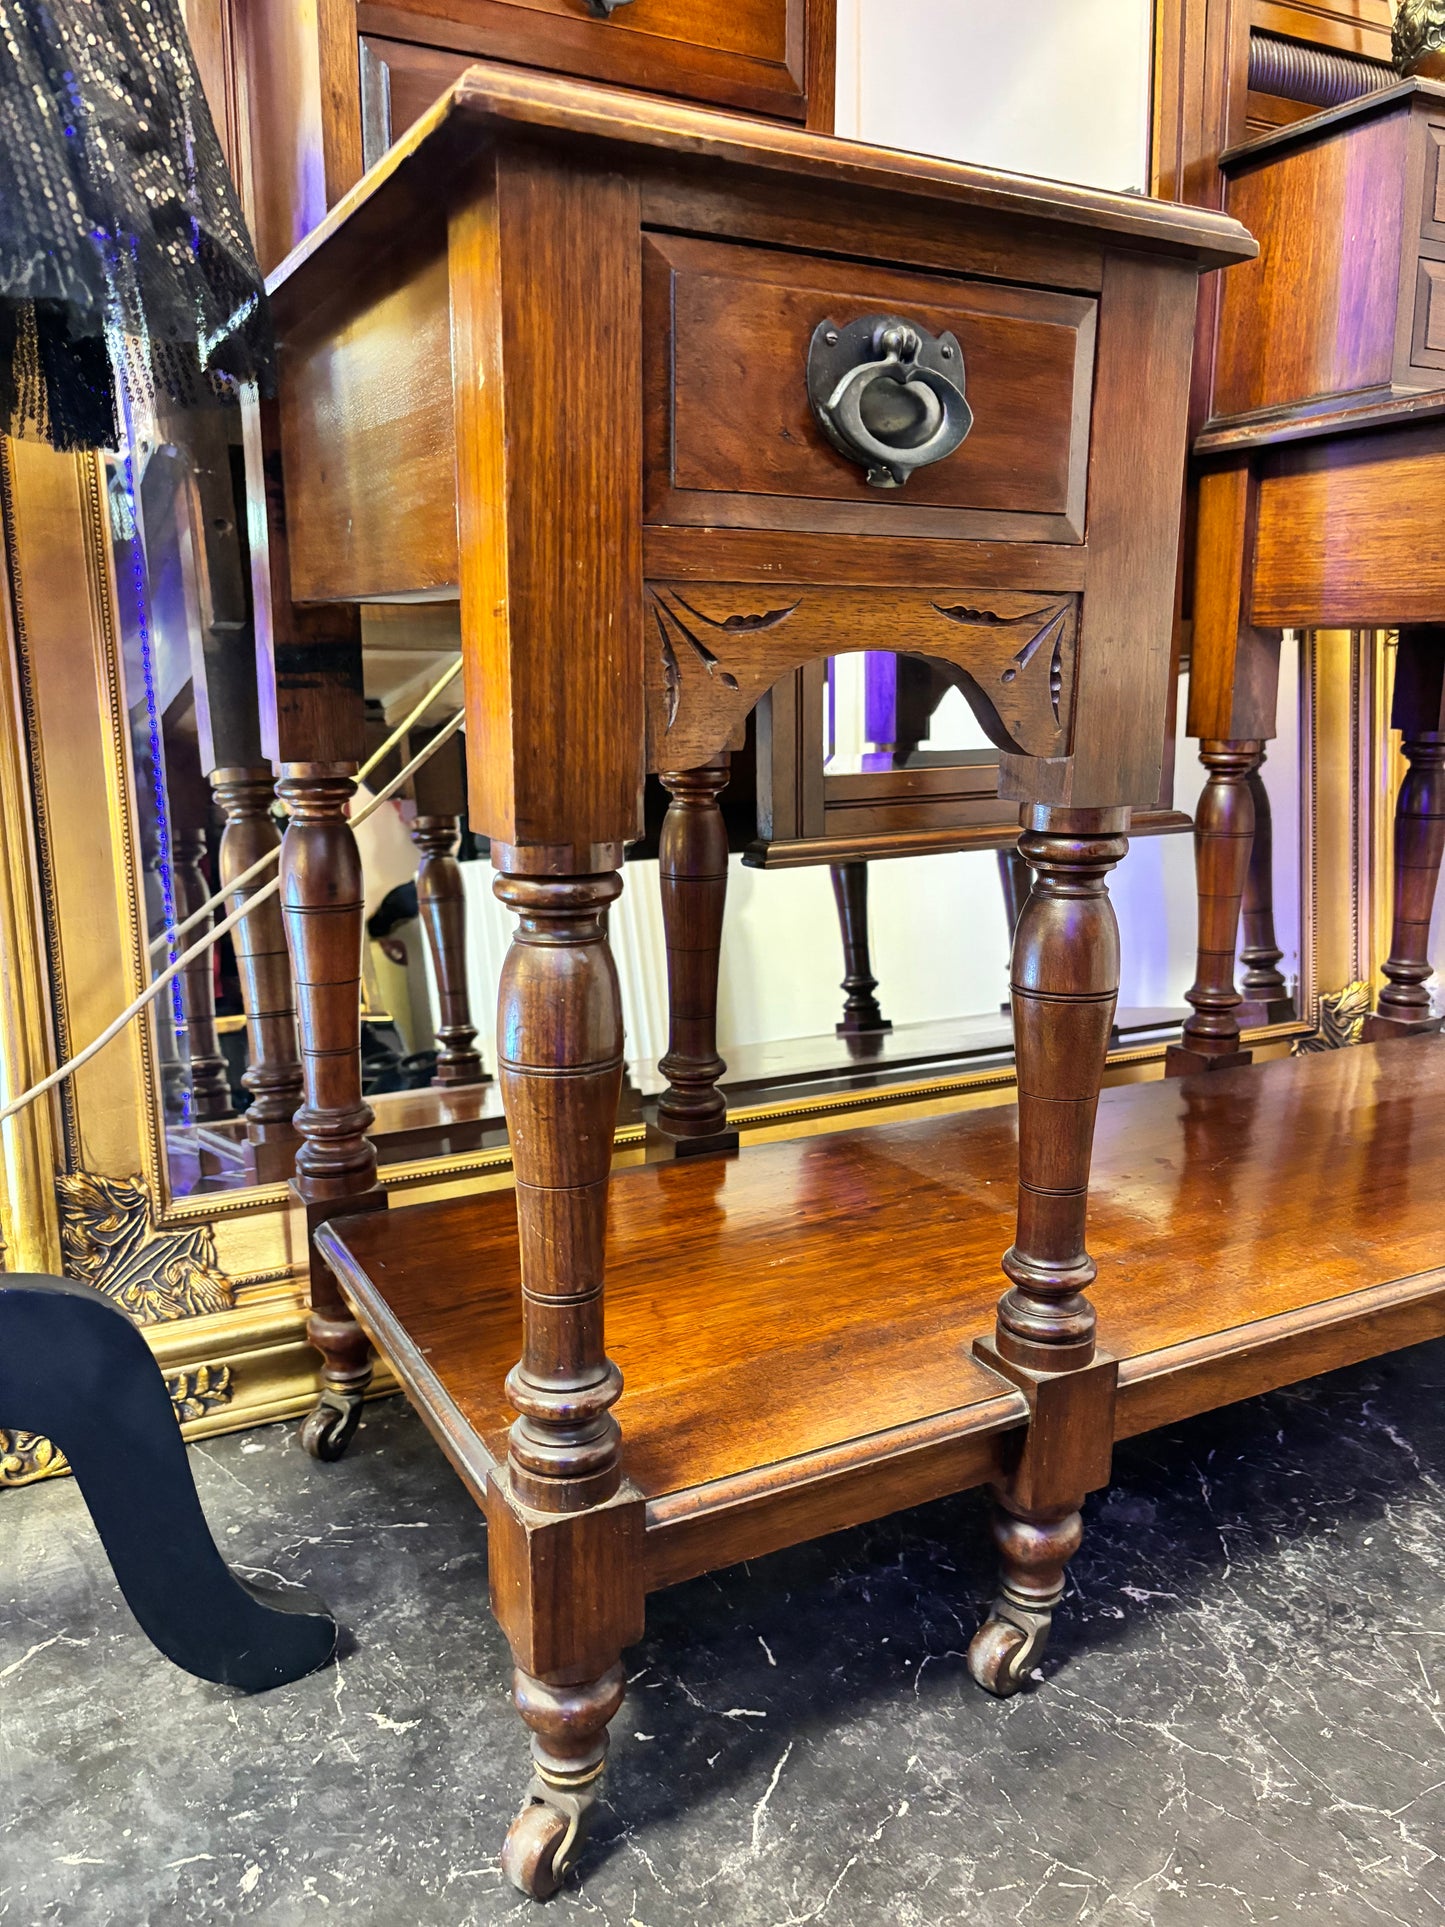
298, 1391, 362, 1462
968, 1616, 1031, 1697
968, 1600, 1051, 1698
501, 1801, 572, 1901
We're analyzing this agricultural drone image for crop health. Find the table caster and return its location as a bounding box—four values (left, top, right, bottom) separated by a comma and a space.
298, 1389, 363, 1462
968, 1601, 1051, 1698
501, 1779, 593, 1901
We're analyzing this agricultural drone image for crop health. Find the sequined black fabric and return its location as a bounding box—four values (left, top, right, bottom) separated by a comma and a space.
0, 0, 270, 451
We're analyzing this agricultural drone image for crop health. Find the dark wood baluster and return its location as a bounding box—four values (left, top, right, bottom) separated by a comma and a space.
172, 829, 235, 1121
489, 864, 639, 1889
1237, 752, 1295, 1025
996, 846, 1032, 1014
494, 868, 626, 1512
212, 767, 303, 1183
278, 764, 383, 1460
652, 762, 738, 1156
830, 861, 891, 1035
1366, 627, 1445, 1039
1165, 740, 1260, 1076
970, 807, 1124, 1694
412, 814, 487, 1087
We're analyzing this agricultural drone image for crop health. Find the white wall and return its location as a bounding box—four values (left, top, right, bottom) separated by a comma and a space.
834, 0, 1153, 191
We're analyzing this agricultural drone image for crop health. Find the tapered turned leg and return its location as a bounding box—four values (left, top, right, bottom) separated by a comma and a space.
1237, 755, 1295, 1026
830, 861, 891, 1035
491, 866, 641, 1894
213, 768, 303, 1182
970, 808, 1124, 1694
996, 847, 1032, 1013
1165, 740, 1259, 1076
173, 830, 234, 1121
411, 813, 487, 1087
278, 765, 385, 1461
653, 763, 737, 1156
1365, 628, 1445, 1039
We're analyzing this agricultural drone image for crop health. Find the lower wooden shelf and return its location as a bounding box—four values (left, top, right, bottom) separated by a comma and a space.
317, 1037, 1445, 1593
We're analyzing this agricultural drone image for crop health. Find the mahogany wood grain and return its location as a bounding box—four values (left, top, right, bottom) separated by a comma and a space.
1251, 416, 1445, 626
265, 67, 1255, 326
359, 0, 812, 123
1365, 626, 1445, 1038
830, 861, 889, 1035
1186, 460, 1282, 742
172, 828, 234, 1122
492, 868, 627, 1514
643, 233, 1095, 537
1168, 741, 1259, 1073
449, 147, 643, 865
656, 762, 731, 1139
278, 764, 386, 1440
1237, 755, 1296, 1023
321, 1038, 1445, 1579
645, 583, 1079, 775
1214, 101, 1413, 419
1002, 253, 1202, 813
212, 767, 304, 1180
412, 815, 487, 1086
995, 809, 1127, 1375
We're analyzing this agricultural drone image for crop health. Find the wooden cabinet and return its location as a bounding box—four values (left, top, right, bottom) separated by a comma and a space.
238, 0, 833, 271
250, 63, 1256, 1892
1175, 79, 1445, 1076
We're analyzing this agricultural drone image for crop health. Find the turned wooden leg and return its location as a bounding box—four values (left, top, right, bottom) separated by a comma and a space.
1365, 627, 1445, 1039
213, 767, 303, 1182
1236, 755, 1294, 1025
996, 847, 1032, 1013
971, 808, 1124, 1694
278, 764, 385, 1461
173, 829, 234, 1122
500, 1663, 627, 1900
830, 860, 891, 1035
653, 763, 737, 1155
411, 813, 487, 1087
1165, 740, 1259, 1077
491, 864, 640, 1895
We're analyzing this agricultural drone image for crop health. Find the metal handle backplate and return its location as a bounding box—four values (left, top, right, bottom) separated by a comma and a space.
807, 314, 973, 489
582, 0, 633, 14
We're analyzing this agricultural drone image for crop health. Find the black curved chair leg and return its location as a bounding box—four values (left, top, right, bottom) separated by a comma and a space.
0, 1274, 337, 1691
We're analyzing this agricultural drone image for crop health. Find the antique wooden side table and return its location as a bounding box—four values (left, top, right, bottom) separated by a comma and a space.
253, 67, 1255, 1893
1175, 78, 1445, 1074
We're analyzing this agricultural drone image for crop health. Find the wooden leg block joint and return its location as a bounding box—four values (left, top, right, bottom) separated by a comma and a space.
487, 1472, 645, 1899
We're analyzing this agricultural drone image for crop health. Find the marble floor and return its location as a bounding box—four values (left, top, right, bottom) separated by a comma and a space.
3, 1339, 1445, 1926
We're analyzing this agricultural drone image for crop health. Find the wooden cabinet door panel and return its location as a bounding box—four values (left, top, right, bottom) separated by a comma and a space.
359, 0, 807, 124
644, 235, 1096, 544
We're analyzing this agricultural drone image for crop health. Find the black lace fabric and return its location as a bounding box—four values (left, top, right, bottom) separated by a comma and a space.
0, 0, 270, 451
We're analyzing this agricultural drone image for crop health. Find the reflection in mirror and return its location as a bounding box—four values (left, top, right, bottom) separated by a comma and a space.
823, 648, 997, 775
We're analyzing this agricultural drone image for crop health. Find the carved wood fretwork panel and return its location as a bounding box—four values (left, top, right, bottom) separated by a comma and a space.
645, 582, 1079, 773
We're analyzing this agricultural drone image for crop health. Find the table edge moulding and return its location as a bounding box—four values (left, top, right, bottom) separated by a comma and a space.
253, 63, 1265, 1898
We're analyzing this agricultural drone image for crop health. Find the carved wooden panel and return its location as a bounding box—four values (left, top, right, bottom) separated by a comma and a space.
645, 582, 1079, 772
1412, 257, 1445, 371
1424, 122, 1445, 244
642, 234, 1096, 544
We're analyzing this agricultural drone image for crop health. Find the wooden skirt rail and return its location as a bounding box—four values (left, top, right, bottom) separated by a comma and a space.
318, 1035, 1445, 1590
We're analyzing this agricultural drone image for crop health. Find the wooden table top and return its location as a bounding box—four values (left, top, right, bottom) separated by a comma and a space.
325, 1038, 1445, 1512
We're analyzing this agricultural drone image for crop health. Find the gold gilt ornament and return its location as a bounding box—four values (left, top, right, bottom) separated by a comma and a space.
0, 1365, 234, 1487
56, 1171, 234, 1324
1292, 982, 1371, 1054
1394, 1, 1445, 78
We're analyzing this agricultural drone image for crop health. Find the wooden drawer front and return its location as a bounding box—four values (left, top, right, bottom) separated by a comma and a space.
644, 236, 1096, 543
1411, 255, 1445, 373
1423, 121, 1445, 243
358, 0, 806, 124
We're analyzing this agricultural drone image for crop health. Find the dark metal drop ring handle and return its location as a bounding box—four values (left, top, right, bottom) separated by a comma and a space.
807, 315, 974, 489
